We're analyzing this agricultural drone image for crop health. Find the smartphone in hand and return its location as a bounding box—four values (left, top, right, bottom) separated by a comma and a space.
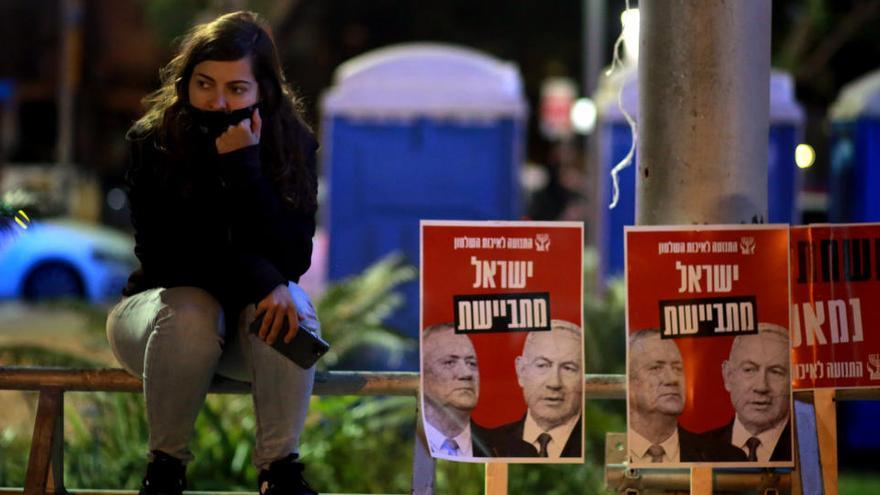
249, 314, 329, 369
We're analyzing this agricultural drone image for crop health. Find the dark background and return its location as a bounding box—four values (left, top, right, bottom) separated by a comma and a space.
4, 0, 880, 207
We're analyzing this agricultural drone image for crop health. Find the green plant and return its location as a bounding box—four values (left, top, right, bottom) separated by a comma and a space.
583, 247, 626, 375
0, 345, 102, 368
315, 253, 417, 369
0, 425, 30, 486
300, 395, 421, 492
62, 391, 151, 489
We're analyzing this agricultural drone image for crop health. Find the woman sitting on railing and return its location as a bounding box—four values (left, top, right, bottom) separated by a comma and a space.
106, 11, 320, 495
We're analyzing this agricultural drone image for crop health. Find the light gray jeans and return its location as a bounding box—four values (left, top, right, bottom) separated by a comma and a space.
105, 281, 318, 470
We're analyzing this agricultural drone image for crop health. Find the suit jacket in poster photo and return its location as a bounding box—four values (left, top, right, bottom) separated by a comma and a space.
487, 415, 582, 458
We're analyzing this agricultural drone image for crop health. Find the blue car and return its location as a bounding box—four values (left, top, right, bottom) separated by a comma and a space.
0, 218, 135, 302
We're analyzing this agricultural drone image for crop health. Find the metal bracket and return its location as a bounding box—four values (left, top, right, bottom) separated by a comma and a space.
605, 432, 792, 494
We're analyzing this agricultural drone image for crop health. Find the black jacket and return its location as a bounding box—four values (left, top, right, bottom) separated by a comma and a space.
486, 415, 582, 458
700, 418, 792, 462
122, 130, 317, 313
678, 424, 749, 462
471, 420, 494, 458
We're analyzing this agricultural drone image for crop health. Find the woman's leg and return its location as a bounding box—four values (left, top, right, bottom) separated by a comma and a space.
106, 286, 226, 462
217, 281, 318, 470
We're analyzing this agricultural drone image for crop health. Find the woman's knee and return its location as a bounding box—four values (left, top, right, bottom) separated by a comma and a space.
157, 287, 226, 343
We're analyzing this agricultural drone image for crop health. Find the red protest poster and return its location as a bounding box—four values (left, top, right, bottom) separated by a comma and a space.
625, 225, 792, 468
420, 220, 583, 463
791, 224, 880, 389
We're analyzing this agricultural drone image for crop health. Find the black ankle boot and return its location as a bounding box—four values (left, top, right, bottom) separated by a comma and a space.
257, 454, 317, 495
139, 450, 186, 495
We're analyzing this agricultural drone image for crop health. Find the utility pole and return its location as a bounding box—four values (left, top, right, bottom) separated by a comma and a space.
635, 1, 772, 492
583, 0, 605, 255
584, 0, 605, 98
637, 0, 771, 226
57, 0, 83, 167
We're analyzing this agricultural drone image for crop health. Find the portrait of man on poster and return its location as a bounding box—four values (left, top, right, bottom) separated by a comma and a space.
627, 329, 715, 463
703, 323, 793, 462
421, 323, 493, 457
488, 319, 583, 458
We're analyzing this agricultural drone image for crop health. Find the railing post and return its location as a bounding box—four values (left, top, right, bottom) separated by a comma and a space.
24, 388, 66, 495
691, 467, 712, 495
814, 389, 838, 495
485, 463, 508, 495
48, 389, 66, 495
411, 392, 435, 495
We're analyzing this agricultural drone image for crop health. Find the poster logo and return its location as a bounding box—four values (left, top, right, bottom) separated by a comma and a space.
869, 354, 880, 381
536, 233, 551, 252
740, 237, 756, 255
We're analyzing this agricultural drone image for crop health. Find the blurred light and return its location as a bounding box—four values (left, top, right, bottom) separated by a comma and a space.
571, 98, 597, 135
521, 162, 550, 193
540, 77, 577, 139
795, 144, 815, 169
621, 8, 640, 64
107, 187, 127, 211
15, 209, 29, 230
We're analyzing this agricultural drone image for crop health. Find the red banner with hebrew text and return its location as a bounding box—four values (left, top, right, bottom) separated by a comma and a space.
790, 224, 880, 390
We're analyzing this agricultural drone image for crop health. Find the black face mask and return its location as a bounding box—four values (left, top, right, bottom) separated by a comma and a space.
187, 104, 259, 139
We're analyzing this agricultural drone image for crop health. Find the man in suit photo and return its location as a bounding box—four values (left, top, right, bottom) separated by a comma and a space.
421, 323, 493, 457
488, 319, 583, 458
627, 329, 712, 463
703, 323, 792, 462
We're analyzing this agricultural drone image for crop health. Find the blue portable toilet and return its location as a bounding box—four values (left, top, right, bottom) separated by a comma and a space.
321, 43, 527, 347
0, 79, 12, 103
829, 69, 880, 222
594, 69, 804, 282
828, 70, 880, 458
768, 71, 806, 224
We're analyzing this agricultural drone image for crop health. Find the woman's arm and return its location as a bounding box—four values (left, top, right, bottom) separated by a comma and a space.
217, 145, 316, 278
127, 146, 230, 294
214, 109, 317, 282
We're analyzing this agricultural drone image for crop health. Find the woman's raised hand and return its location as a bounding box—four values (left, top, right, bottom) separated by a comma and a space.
216, 107, 261, 154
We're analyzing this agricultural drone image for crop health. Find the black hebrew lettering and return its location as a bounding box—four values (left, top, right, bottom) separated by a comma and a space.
454, 292, 551, 334
659, 296, 758, 339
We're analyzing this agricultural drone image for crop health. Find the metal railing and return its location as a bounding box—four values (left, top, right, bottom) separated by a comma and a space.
0, 366, 625, 495
8, 367, 860, 494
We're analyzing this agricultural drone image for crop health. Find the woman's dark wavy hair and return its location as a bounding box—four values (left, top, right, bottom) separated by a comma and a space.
127, 11, 317, 213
